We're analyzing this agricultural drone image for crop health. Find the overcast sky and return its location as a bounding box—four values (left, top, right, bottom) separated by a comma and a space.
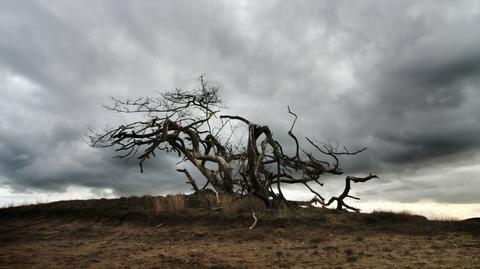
1, 0, 479, 218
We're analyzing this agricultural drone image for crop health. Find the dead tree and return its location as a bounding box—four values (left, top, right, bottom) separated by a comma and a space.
89, 76, 378, 210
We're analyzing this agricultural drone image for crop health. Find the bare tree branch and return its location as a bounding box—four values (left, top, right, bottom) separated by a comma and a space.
324, 174, 379, 212
177, 169, 200, 193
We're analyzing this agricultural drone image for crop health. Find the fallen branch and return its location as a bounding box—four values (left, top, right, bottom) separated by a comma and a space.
151, 223, 164, 230
249, 210, 258, 230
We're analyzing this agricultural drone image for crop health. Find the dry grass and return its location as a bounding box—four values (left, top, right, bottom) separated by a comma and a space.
431, 215, 461, 221
218, 194, 265, 214
361, 210, 427, 224
153, 194, 186, 213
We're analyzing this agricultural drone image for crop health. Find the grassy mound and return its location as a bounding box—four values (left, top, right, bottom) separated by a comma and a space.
1, 194, 478, 235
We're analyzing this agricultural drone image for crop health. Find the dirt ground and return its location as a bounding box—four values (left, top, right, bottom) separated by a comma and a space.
1, 219, 479, 269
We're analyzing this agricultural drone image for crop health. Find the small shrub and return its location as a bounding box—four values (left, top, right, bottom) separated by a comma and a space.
309, 237, 323, 244
324, 245, 338, 252
207, 265, 235, 269
346, 255, 358, 262
344, 248, 358, 262
354, 236, 364, 242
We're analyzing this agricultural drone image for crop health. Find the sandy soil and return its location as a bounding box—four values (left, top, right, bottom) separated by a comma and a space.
1, 219, 479, 269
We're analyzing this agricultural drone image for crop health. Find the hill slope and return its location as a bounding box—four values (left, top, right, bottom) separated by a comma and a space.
1, 196, 479, 268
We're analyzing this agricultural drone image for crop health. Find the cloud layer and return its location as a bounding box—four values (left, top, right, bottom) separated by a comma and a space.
1, 0, 479, 204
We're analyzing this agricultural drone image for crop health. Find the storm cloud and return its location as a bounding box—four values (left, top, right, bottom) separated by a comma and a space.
1, 0, 479, 207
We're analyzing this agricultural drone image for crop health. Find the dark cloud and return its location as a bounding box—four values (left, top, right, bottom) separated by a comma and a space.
373, 122, 480, 164
0, 0, 479, 206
